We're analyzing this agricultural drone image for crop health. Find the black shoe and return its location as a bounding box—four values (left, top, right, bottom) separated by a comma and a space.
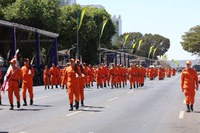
17, 101, 20, 108
23, 99, 27, 106
48, 86, 50, 89
130, 87, 132, 89
45, 86, 47, 90
186, 104, 190, 112
9, 103, 14, 110
30, 99, 33, 105
75, 100, 79, 110
81, 100, 84, 107
0, 99, 2, 105
51, 86, 53, 89
56, 85, 58, 88
69, 104, 73, 111
190, 104, 193, 111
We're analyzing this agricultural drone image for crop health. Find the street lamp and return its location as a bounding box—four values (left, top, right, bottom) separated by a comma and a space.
68, 44, 77, 61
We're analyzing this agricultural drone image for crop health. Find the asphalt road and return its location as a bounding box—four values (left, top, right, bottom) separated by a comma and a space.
1, 73, 200, 133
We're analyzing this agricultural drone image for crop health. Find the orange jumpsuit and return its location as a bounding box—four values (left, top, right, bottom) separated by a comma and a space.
88, 66, 94, 87
49, 66, 58, 87
65, 65, 79, 105
109, 66, 116, 88
181, 68, 198, 105
21, 65, 34, 100
149, 68, 155, 80
8, 67, 22, 104
0, 69, 2, 102
166, 68, 171, 77
96, 67, 103, 88
56, 66, 61, 86
60, 68, 66, 89
43, 68, 50, 89
79, 65, 86, 101
172, 68, 176, 76
128, 66, 137, 89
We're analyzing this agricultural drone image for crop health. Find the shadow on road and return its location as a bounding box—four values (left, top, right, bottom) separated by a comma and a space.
83, 105, 105, 109
33, 104, 52, 108
14, 108, 42, 111
0, 131, 9, 133
193, 111, 200, 113
79, 109, 101, 112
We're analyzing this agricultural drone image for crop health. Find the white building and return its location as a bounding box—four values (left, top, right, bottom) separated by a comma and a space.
111, 15, 122, 45
60, 0, 76, 6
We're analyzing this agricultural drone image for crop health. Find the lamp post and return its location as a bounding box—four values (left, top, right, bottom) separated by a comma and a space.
68, 44, 77, 61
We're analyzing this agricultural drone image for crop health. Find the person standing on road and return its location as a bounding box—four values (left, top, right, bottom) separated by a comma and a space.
181, 61, 199, 112
0, 68, 2, 105
21, 58, 34, 106
7, 59, 22, 110
49, 63, 58, 89
64, 59, 79, 111
43, 66, 50, 90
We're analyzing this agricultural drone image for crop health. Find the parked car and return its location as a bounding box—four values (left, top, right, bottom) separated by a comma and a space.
193, 64, 200, 74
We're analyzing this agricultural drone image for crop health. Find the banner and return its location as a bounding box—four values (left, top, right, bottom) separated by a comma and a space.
77, 7, 87, 31
100, 19, 108, 38
123, 34, 129, 46
137, 39, 143, 51
152, 48, 157, 59
148, 45, 154, 58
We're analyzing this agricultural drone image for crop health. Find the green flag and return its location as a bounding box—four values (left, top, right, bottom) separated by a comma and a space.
77, 7, 87, 31
148, 45, 154, 58
137, 39, 143, 51
100, 19, 108, 38
152, 48, 157, 58
123, 34, 129, 46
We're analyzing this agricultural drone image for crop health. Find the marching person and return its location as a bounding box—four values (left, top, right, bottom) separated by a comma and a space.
181, 61, 199, 112
21, 58, 34, 106
7, 59, 22, 110
0, 68, 2, 105
43, 66, 50, 90
49, 63, 58, 89
64, 59, 79, 111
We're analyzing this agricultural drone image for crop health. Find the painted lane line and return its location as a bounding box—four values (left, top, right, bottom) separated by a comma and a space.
179, 111, 184, 119
66, 111, 81, 117
127, 91, 134, 94
34, 96, 49, 100
107, 97, 118, 102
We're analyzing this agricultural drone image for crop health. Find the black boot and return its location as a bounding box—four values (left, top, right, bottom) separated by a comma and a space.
133, 85, 135, 88
190, 104, 193, 111
51, 85, 53, 89
30, 99, 33, 105
17, 101, 20, 108
45, 86, 47, 90
123, 83, 125, 87
56, 85, 58, 88
0, 99, 2, 105
48, 86, 50, 89
111, 85, 113, 89
75, 100, 79, 110
81, 100, 84, 107
186, 104, 190, 112
130, 86, 132, 89
10, 103, 14, 110
23, 99, 27, 106
69, 104, 73, 111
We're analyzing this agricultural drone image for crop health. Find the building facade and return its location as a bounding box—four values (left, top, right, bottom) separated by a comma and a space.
60, 0, 76, 6
111, 15, 122, 45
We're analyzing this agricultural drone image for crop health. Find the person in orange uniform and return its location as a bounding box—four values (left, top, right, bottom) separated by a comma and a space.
43, 66, 50, 90
139, 66, 146, 87
149, 67, 155, 80
80, 62, 87, 106
172, 68, 176, 76
0, 68, 2, 105
60, 65, 67, 89
21, 58, 34, 106
109, 63, 116, 89
56, 65, 61, 87
128, 63, 137, 89
88, 65, 94, 87
166, 67, 171, 78
8, 59, 22, 110
64, 59, 79, 111
181, 61, 199, 112
49, 63, 58, 89
96, 65, 103, 89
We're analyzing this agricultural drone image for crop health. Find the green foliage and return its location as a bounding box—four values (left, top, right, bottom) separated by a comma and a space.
181, 25, 200, 55
115, 32, 170, 59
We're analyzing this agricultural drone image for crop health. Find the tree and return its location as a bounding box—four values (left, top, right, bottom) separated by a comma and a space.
181, 25, 200, 56
115, 33, 170, 59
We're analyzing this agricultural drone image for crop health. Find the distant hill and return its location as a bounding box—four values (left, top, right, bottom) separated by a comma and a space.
167, 59, 200, 68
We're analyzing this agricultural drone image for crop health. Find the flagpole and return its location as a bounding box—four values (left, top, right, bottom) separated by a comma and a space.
76, 12, 79, 60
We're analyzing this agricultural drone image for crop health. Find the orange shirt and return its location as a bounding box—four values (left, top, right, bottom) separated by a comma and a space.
8, 67, 22, 86
21, 65, 34, 83
65, 66, 76, 88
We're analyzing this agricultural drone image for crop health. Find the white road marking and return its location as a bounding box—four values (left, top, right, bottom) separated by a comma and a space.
66, 111, 81, 117
89, 132, 94, 133
107, 97, 118, 102
34, 96, 49, 100
90, 112, 94, 115
179, 111, 184, 119
18, 132, 26, 133
127, 91, 134, 94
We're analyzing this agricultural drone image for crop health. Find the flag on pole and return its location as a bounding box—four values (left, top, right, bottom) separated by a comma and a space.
137, 39, 143, 51
123, 34, 129, 46
148, 45, 154, 58
1, 49, 19, 92
100, 19, 108, 39
152, 48, 157, 59
131, 43, 137, 54
77, 7, 87, 31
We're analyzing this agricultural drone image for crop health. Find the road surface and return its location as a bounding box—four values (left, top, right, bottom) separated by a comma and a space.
1, 73, 200, 133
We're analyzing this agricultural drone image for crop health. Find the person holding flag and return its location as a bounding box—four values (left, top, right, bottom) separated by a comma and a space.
7, 59, 22, 110
21, 58, 34, 106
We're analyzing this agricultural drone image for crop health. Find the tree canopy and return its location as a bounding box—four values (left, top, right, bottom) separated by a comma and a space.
181, 25, 200, 56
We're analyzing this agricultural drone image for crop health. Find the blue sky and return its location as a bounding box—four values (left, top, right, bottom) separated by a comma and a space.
77, 0, 200, 60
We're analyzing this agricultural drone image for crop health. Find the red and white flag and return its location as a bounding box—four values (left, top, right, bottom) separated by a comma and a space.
1, 49, 19, 92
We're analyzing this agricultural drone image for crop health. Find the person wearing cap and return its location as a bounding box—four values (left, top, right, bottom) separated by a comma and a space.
49, 63, 58, 89
109, 63, 117, 89
7, 59, 22, 110
21, 58, 35, 106
43, 66, 50, 90
64, 58, 80, 111
181, 61, 199, 112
